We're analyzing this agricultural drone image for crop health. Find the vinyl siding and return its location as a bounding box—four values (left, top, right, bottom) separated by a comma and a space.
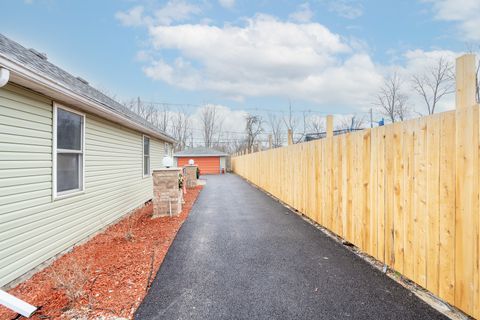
151, 139, 165, 170
0, 84, 169, 286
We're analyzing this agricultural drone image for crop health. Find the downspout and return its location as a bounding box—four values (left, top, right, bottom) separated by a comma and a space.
0, 290, 37, 317
0, 67, 10, 87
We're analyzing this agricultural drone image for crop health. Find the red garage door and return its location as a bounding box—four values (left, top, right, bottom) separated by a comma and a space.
177, 157, 220, 175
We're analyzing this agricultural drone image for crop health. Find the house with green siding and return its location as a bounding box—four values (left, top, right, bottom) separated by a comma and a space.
0, 34, 175, 287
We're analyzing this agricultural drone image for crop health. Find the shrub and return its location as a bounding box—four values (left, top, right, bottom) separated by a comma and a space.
178, 173, 184, 189
49, 257, 89, 307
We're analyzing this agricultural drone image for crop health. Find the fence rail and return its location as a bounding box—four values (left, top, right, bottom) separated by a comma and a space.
232, 54, 480, 318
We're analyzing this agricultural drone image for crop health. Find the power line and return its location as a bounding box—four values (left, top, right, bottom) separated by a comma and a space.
137, 99, 370, 116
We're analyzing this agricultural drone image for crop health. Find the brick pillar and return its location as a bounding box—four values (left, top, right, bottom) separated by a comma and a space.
152, 168, 183, 218
184, 165, 198, 189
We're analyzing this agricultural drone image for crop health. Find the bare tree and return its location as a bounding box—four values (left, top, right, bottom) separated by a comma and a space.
283, 102, 307, 143
306, 115, 325, 134
200, 105, 223, 148
124, 97, 145, 117
267, 113, 284, 148
336, 115, 365, 131
170, 109, 190, 151
375, 72, 409, 123
283, 101, 297, 139
230, 138, 247, 154
155, 104, 170, 133
245, 114, 263, 151
412, 56, 454, 115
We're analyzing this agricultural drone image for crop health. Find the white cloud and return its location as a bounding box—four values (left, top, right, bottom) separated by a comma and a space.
119, 4, 461, 115
191, 104, 247, 133
402, 49, 457, 73
218, 0, 235, 9
154, 0, 201, 25
115, 1, 200, 27
289, 3, 314, 23
142, 14, 382, 108
425, 0, 480, 41
115, 6, 146, 27
328, 0, 363, 19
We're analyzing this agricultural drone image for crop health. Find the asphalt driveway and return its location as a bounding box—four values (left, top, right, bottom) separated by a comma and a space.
135, 174, 446, 320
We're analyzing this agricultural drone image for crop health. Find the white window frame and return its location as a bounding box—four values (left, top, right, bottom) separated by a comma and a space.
143, 135, 151, 178
52, 103, 86, 200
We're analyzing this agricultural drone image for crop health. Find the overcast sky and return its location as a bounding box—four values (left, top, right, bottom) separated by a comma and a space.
1, 0, 478, 129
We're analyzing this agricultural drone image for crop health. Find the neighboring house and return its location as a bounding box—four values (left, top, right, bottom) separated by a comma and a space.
174, 147, 227, 174
0, 34, 175, 287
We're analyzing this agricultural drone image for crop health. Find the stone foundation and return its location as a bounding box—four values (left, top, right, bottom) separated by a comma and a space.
152, 168, 183, 217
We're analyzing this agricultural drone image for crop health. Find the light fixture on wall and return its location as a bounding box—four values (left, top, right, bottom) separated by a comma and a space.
163, 155, 174, 168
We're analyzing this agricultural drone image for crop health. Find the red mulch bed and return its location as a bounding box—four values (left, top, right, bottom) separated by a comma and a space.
0, 186, 203, 320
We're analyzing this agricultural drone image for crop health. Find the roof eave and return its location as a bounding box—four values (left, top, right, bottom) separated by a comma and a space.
0, 55, 176, 144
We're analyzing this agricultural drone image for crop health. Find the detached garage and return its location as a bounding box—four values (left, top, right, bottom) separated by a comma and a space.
174, 147, 227, 175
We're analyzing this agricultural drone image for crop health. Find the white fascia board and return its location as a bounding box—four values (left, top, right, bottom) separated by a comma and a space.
0, 55, 176, 144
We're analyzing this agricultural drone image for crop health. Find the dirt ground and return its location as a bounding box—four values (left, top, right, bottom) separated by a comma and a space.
0, 185, 203, 320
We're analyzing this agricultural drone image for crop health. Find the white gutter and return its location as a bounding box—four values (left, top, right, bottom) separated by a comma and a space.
0, 56, 175, 144
0, 67, 9, 87
0, 290, 36, 318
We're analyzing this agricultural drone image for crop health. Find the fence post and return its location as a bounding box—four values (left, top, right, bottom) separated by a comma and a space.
454, 53, 479, 315
326, 115, 334, 138
288, 129, 293, 145
269, 134, 272, 149
456, 54, 477, 110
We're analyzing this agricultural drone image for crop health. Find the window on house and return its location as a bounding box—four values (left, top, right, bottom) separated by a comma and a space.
143, 136, 150, 177
54, 105, 85, 197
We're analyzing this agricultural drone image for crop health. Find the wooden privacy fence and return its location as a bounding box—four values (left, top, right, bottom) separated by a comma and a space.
232, 54, 480, 318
